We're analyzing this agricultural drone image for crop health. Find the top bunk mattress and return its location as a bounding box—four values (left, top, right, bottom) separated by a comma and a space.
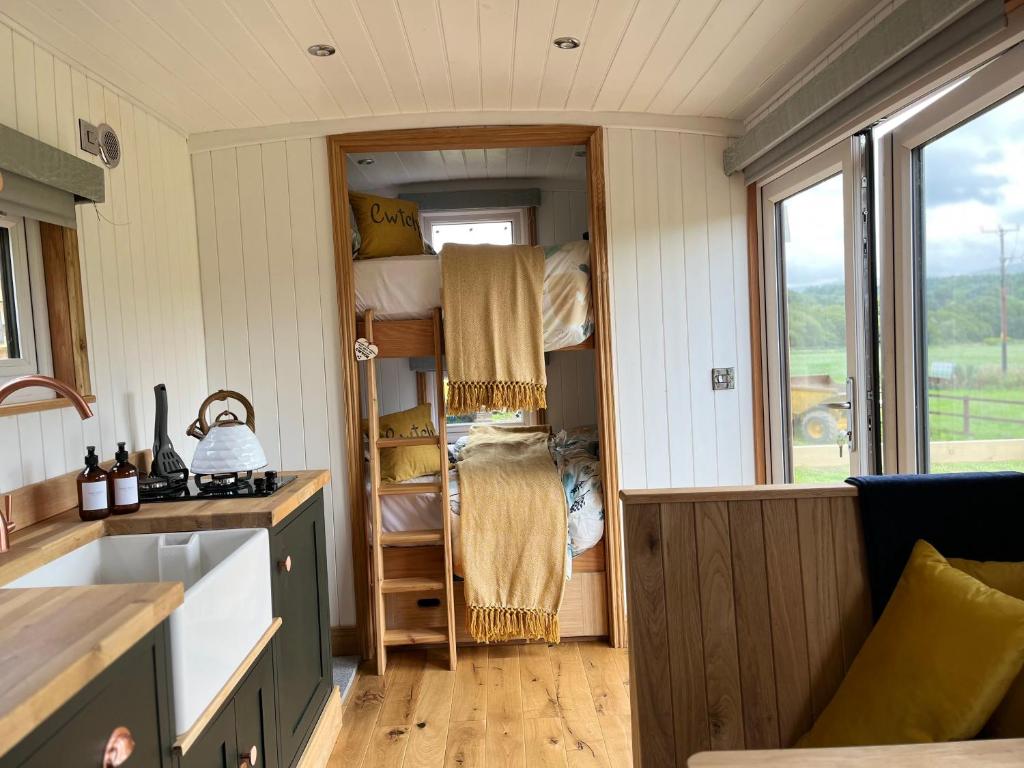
354, 241, 594, 351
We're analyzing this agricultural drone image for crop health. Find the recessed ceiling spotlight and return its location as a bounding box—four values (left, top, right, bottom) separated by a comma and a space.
553, 36, 581, 50
307, 43, 336, 57
356, 158, 376, 166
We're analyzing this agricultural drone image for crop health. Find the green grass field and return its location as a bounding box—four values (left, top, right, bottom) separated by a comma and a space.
790, 341, 1024, 480
791, 341, 1024, 442
794, 458, 1024, 484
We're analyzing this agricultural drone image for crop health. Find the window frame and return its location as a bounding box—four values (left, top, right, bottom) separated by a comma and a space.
885, 44, 1024, 473
440, 374, 528, 439
760, 140, 876, 483
421, 207, 528, 250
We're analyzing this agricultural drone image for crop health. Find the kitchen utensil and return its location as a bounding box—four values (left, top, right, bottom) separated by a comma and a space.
188, 390, 268, 476
151, 384, 189, 484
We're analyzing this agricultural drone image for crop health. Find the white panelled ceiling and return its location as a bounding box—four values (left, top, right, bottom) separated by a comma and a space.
347, 145, 586, 188
2, 0, 882, 136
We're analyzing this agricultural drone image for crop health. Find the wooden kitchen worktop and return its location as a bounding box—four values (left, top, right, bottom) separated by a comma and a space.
0, 469, 329, 754
105, 468, 331, 534
0, 582, 183, 759
0, 469, 330, 586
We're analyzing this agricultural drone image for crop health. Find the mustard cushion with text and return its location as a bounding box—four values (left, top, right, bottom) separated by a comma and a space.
370, 404, 440, 482
949, 556, 1024, 738
349, 192, 424, 259
797, 540, 1024, 748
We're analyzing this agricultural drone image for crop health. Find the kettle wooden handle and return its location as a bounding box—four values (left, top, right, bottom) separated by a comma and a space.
187, 390, 256, 440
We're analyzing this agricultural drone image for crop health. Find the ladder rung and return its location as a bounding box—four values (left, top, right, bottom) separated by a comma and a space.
376, 436, 440, 448
381, 530, 444, 546
379, 482, 442, 496
384, 627, 449, 646
381, 577, 446, 594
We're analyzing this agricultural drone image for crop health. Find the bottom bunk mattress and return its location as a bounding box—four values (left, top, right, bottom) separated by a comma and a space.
353, 241, 595, 351
371, 448, 604, 578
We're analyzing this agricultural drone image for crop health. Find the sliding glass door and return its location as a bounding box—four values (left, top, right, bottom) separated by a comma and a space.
762, 142, 876, 483
886, 46, 1024, 473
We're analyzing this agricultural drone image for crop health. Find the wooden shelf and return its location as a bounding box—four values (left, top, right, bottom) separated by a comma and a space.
383, 627, 449, 646
379, 482, 442, 496
554, 336, 595, 352
381, 577, 445, 594
381, 530, 444, 546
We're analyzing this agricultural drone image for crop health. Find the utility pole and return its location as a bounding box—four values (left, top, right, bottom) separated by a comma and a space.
982, 224, 1020, 374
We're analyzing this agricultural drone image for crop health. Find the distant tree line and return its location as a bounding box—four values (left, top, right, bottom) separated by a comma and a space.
787, 272, 1024, 349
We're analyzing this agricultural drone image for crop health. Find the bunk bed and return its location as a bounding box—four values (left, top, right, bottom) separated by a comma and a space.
327, 125, 625, 675
353, 239, 596, 352
359, 306, 609, 673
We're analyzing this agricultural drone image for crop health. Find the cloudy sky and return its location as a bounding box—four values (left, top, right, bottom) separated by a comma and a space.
921, 88, 1024, 278
781, 79, 1024, 288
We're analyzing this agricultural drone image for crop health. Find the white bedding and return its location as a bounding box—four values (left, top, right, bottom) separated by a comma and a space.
354, 242, 594, 351
372, 439, 604, 579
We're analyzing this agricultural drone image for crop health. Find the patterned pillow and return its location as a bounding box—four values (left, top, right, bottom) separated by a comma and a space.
349, 204, 362, 255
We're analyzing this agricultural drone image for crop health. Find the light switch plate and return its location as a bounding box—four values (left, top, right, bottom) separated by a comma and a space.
79, 119, 100, 157
712, 367, 735, 391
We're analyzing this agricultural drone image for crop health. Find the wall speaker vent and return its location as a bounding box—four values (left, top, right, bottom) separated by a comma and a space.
97, 124, 121, 169
78, 119, 121, 169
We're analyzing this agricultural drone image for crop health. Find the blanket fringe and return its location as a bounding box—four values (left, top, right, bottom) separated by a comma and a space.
447, 380, 547, 415
468, 605, 561, 644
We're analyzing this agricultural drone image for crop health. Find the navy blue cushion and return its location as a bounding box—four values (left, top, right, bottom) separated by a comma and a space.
846, 472, 1024, 619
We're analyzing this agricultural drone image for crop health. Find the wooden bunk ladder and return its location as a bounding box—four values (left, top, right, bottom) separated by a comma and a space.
364, 308, 457, 675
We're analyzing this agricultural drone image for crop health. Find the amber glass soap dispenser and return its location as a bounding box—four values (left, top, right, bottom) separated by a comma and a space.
109, 442, 140, 515
77, 446, 110, 521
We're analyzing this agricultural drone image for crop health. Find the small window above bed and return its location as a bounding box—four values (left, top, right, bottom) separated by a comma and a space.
422, 207, 528, 250
442, 375, 526, 437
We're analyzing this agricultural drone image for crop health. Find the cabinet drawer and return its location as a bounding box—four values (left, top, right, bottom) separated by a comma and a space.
4, 625, 174, 768
178, 644, 279, 768
235, 644, 279, 768
180, 701, 237, 768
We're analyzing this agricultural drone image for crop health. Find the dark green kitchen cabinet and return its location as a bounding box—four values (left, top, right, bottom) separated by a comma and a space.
179, 645, 278, 768
1, 623, 175, 768
235, 643, 280, 768
270, 491, 332, 768
180, 700, 237, 768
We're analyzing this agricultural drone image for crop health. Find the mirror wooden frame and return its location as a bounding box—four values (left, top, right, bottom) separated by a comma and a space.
0, 221, 93, 417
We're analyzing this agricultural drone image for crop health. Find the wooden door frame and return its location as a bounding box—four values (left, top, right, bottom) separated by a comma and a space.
327, 125, 625, 658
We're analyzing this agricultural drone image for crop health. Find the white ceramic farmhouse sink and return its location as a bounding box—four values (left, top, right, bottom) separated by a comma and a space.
5, 529, 272, 734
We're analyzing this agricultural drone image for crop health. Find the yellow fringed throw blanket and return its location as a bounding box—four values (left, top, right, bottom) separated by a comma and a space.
440, 243, 547, 414
458, 425, 567, 643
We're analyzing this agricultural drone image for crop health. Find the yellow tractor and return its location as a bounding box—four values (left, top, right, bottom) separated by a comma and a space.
791, 374, 849, 444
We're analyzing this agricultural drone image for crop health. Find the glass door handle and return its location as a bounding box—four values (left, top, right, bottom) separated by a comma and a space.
826, 401, 852, 409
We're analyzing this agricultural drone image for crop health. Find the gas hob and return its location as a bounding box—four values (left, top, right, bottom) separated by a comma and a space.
139, 471, 297, 503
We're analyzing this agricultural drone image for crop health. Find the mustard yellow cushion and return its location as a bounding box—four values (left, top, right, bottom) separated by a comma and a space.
949, 556, 1024, 738
797, 540, 1024, 748
372, 404, 439, 482
349, 192, 423, 259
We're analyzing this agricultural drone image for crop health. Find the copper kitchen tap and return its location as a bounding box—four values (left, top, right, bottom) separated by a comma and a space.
0, 376, 94, 552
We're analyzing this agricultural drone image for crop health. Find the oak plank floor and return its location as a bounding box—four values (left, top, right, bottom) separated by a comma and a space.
328, 643, 632, 768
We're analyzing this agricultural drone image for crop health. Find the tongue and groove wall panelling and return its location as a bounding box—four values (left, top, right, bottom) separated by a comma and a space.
545, 349, 597, 434
0, 19, 207, 496
605, 127, 753, 490
191, 140, 349, 627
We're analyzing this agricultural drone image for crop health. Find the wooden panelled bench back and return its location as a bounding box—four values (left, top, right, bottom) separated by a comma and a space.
621, 485, 874, 767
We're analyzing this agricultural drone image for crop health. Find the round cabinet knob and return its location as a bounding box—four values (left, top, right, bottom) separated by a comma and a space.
103, 726, 135, 767
239, 745, 258, 767
278, 555, 292, 573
